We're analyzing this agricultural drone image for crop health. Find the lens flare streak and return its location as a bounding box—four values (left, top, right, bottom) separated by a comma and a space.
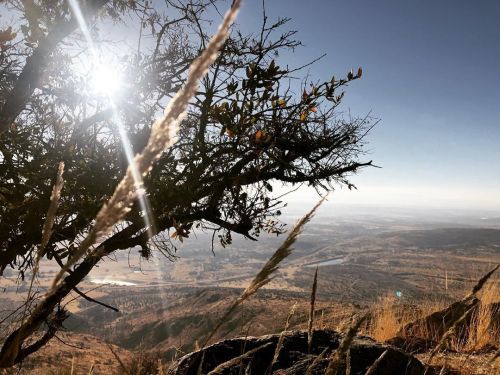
68, 0, 155, 239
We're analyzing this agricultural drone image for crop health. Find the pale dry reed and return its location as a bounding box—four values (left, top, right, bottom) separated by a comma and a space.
206, 343, 273, 375
24, 162, 65, 321
308, 266, 318, 353
269, 301, 298, 371
325, 313, 368, 375
202, 196, 327, 346
364, 349, 388, 375
305, 346, 329, 375
40, 161, 65, 258
51, 0, 242, 289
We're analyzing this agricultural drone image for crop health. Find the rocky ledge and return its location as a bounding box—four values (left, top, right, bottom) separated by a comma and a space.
167, 329, 432, 375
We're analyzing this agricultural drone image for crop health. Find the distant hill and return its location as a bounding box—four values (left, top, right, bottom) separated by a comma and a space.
377, 228, 500, 249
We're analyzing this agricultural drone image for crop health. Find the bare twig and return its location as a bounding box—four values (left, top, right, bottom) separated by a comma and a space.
71, 287, 119, 312
108, 344, 130, 375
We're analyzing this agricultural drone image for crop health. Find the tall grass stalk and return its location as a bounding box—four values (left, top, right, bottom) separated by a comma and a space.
370, 294, 400, 342
464, 281, 500, 351
202, 196, 327, 346
51, 0, 243, 290
269, 301, 298, 372
23, 162, 65, 322
364, 349, 388, 375
325, 313, 368, 375
206, 343, 272, 375
465, 264, 499, 300
40, 161, 65, 259
196, 351, 205, 375
345, 348, 351, 375
308, 267, 318, 353
305, 346, 328, 375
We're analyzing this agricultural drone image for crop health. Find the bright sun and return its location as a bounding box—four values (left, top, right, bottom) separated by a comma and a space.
90, 64, 122, 97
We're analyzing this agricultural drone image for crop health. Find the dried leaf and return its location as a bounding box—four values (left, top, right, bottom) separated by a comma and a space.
0, 27, 16, 43
255, 129, 265, 141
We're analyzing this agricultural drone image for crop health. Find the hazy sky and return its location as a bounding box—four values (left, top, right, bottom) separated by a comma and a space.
236, 0, 500, 210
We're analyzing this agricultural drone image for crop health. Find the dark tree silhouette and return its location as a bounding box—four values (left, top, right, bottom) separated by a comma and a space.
0, 0, 374, 366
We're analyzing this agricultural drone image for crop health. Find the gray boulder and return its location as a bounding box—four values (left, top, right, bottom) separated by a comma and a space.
167, 329, 430, 375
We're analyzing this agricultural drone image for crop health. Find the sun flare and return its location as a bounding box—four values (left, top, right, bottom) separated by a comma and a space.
89, 64, 122, 97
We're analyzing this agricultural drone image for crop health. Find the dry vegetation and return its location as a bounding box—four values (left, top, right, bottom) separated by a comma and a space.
4, 248, 499, 374
367, 281, 499, 348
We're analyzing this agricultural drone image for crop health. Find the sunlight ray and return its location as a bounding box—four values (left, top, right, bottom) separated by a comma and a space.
68, 0, 156, 240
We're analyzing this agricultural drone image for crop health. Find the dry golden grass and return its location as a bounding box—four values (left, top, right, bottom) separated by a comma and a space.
429, 265, 498, 362
370, 294, 400, 342
368, 277, 499, 355
369, 294, 446, 342
461, 281, 500, 351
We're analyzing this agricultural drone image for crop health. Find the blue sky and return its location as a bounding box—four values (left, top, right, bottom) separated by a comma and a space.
236, 1, 500, 210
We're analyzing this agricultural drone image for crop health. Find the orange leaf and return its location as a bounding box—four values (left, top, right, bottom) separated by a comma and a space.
255, 129, 265, 141
310, 106, 318, 113
300, 111, 308, 121
0, 27, 16, 43
357, 67, 363, 78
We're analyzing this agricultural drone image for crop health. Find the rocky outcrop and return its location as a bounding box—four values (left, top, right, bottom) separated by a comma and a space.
167, 329, 430, 375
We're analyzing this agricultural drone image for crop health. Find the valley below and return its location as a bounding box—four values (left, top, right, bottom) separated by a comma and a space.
1, 207, 499, 374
